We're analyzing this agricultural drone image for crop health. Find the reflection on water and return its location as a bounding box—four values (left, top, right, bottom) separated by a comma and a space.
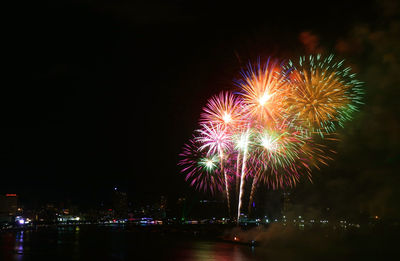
1, 225, 395, 261
174, 241, 252, 261
15, 231, 24, 260
1, 230, 25, 261
0, 226, 261, 261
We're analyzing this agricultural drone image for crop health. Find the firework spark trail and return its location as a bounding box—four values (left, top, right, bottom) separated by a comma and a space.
196, 123, 232, 214
237, 127, 250, 224
235, 151, 241, 198
235, 59, 293, 221
198, 91, 246, 216
248, 174, 258, 215
219, 150, 231, 216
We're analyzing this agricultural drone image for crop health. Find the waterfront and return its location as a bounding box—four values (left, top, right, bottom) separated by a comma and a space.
0, 224, 398, 261
1, 225, 256, 261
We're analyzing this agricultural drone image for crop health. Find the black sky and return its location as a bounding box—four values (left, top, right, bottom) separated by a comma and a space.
2, 0, 399, 216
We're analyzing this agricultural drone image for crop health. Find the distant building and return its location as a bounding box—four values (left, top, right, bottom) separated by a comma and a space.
36, 203, 58, 223
0, 194, 18, 222
160, 196, 167, 218
0, 194, 18, 215
112, 188, 128, 218
282, 192, 292, 218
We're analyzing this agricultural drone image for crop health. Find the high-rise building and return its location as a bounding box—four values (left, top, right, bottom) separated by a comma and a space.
5, 194, 18, 216
160, 196, 167, 218
282, 192, 292, 218
112, 187, 128, 218
0, 195, 6, 218
0, 194, 18, 221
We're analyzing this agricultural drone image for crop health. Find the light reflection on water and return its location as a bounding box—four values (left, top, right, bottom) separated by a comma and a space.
15, 231, 24, 259
174, 241, 252, 261
0, 226, 262, 261
1, 225, 396, 261
0, 230, 25, 261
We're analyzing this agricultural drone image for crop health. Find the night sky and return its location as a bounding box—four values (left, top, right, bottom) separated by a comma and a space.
2, 1, 399, 217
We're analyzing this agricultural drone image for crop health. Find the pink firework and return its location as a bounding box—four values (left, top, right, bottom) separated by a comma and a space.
196, 123, 232, 156
196, 122, 234, 214
199, 91, 246, 130
178, 137, 224, 194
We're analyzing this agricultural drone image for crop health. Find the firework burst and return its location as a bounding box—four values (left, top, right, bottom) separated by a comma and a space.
285, 54, 363, 136
196, 122, 233, 214
200, 91, 246, 130
178, 138, 224, 194
251, 124, 305, 189
196, 123, 232, 156
236, 58, 290, 123
178, 53, 363, 222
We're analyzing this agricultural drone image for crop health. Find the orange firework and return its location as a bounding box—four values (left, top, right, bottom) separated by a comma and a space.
297, 135, 337, 172
236, 58, 290, 124
285, 54, 363, 136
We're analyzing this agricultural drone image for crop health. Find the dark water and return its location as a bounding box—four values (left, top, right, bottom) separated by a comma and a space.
0, 225, 397, 261
0, 225, 260, 261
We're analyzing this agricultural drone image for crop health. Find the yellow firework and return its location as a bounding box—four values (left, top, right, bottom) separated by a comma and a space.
285, 54, 363, 135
